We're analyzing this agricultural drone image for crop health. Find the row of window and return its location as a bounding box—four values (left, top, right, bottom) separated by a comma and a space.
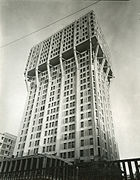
65, 95, 75, 102
60, 151, 74, 159
44, 128, 57, 136
47, 107, 59, 114
64, 102, 75, 109
80, 148, 94, 157
46, 121, 58, 128
80, 138, 93, 146
44, 136, 56, 144
80, 120, 92, 128
64, 116, 75, 123
65, 109, 75, 116
64, 124, 75, 131
80, 129, 93, 137
63, 141, 75, 149
42, 145, 55, 152
46, 113, 59, 121
63, 132, 75, 141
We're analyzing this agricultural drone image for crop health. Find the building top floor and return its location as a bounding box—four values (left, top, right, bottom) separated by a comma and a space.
24, 10, 111, 77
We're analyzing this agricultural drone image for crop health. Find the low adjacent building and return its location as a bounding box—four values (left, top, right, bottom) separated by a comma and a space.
0, 132, 16, 160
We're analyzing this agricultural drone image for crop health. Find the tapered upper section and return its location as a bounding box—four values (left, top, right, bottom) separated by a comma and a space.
24, 11, 112, 82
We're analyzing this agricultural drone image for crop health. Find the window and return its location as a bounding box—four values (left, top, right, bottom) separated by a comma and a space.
81, 140, 84, 146
88, 120, 92, 126
43, 147, 45, 153
88, 112, 91, 117
65, 111, 68, 116
37, 125, 42, 131
88, 96, 91, 102
81, 114, 84, 119
64, 134, 67, 140
68, 152, 71, 158
55, 121, 58, 126
90, 138, 93, 145
72, 141, 75, 148
29, 142, 31, 147
18, 144, 20, 149
53, 145, 55, 151
35, 140, 40, 146
54, 136, 56, 142
105, 142, 107, 149
81, 122, 84, 128
64, 143, 67, 149
80, 150, 84, 157
83, 85, 86, 89
54, 128, 57, 134
36, 132, 41, 138
65, 118, 68, 123
72, 132, 75, 138
45, 131, 47, 136
98, 147, 101, 156
97, 137, 100, 146
44, 139, 46, 144
34, 148, 38, 154
104, 133, 106, 140
68, 142, 71, 149
90, 148, 94, 156
70, 109, 75, 114
28, 150, 30, 155
69, 132, 75, 139
88, 129, 92, 135
65, 126, 68, 131
81, 130, 84, 137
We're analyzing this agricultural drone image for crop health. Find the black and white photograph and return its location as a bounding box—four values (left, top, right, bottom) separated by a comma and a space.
0, 0, 140, 179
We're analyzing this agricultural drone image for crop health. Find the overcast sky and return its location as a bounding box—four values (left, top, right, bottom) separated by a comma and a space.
0, 0, 140, 160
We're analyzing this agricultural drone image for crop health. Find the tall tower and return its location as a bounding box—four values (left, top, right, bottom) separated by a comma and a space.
14, 11, 119, 162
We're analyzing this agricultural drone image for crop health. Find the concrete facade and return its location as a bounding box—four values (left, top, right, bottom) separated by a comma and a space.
14, 11, 119, 162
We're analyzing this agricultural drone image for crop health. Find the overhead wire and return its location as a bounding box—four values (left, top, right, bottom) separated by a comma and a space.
0, 0, 101, 49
